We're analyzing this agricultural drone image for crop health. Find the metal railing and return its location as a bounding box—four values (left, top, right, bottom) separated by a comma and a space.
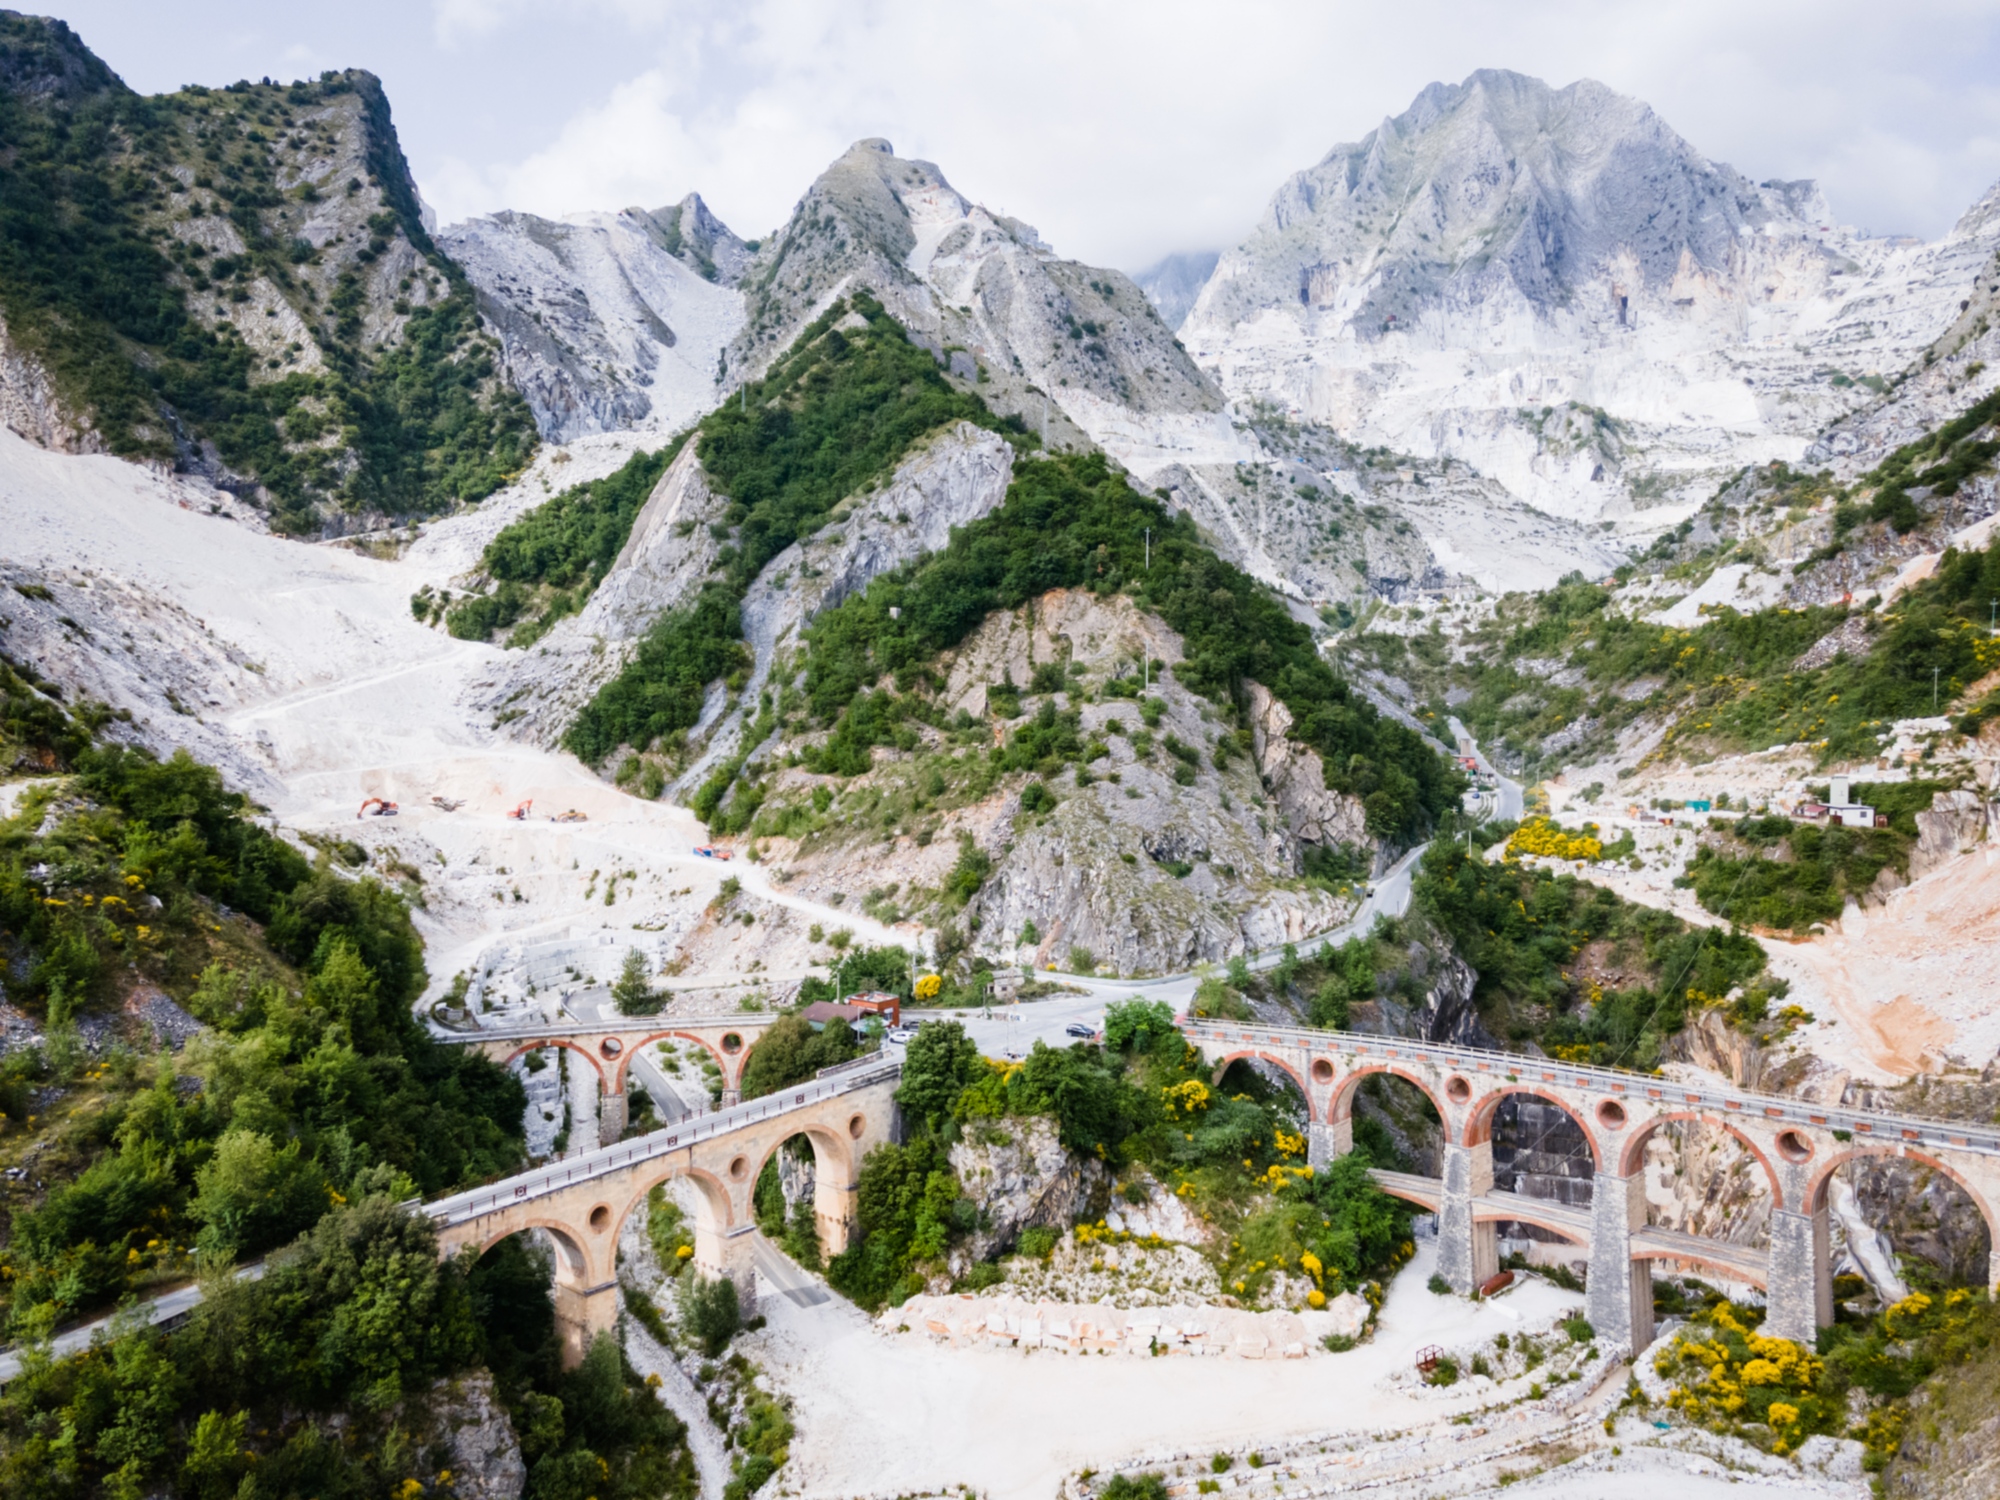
426, 1055, 902, 1228
437, 1012, 784, 1043
1185, 1019, 2000, 1159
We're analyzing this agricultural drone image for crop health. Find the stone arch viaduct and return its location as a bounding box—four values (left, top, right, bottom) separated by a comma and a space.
1185, 1020, 2000, 1351
446, 1014, 783, 1141
425, 1053, 900, 1365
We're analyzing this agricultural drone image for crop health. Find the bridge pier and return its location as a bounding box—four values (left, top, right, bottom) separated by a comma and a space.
599, 1087, 628, 1143
1307, 1119, 1350, 1169
553, 1276, 621, 1368
1437, 1141, 1498, 1294
721, 1225, 759, 1317
1765, 1206, 1833, 1346
1586, 1172, 1652, 1352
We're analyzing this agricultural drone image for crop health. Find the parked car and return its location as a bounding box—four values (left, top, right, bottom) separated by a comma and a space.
1064, 1021, 1096, 1039
886, 1026, 919, 1044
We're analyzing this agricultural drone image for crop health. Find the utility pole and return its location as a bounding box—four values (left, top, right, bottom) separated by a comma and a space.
1990, 598, 1997, 631
1144, 526, 1152, 571
1934, 666, 1941, 713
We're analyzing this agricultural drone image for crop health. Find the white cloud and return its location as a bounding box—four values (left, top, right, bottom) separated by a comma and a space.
417, 0, 2000, 267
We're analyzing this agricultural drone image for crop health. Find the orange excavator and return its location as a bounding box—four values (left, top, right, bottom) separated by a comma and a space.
357, 797, 399, 819
507, 799, 533, 821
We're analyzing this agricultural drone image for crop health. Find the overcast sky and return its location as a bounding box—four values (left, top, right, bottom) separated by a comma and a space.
39, 0, 2000, 270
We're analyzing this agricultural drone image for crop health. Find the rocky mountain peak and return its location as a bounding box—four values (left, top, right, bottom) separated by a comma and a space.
1200, 67, 1787, 344
635, 192, 751, 287
0, 10, 126, 105
1180, 69, 2000, 528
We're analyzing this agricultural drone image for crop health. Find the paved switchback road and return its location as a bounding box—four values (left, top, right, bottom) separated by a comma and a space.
1449, 715, 1524, 823
905, 840, 1430, 1058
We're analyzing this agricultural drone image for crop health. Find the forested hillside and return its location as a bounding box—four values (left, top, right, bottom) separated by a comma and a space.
0, 657, 689, 1499
0, 14, 535, 532
1352, 444, 2000, 781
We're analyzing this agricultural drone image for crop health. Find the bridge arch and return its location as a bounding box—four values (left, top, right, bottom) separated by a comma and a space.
1210, 1051, 1313, 1111
1805, 1145, 2000, 1284
1463, 1085, 1604, 1170
608, 1028, 750, 1093
1471, 1204, 1588, 1248
1327, 1063, 1449, 1132
1617, 1111, 1785, 1210
496, 1037, 608, 1088
462, 1216, 593, 1275
1632, 1243, 1770, 1290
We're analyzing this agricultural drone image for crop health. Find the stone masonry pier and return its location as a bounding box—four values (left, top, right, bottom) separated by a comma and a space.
1184, 1020, 2000, 1350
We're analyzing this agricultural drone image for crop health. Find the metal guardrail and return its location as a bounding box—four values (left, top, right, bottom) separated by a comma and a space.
1186, 1019, 2000, 1160
437, 1013, 784, 1043
425, 1056, 903, 1228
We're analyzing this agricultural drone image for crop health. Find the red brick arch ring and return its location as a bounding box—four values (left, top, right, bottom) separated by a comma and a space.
494, 1037, 609, 1087
1803, 1145, 2000, 1256
614, 1163, 738, 1247
1210, 1051, 1314, 1110
1470, 1203, 1589, 1248
604, 1029, 751, 1092
1325, 1063, 1451, 1130
1462, 1085, 1606, 1169
1614, 1111, 1785, 1209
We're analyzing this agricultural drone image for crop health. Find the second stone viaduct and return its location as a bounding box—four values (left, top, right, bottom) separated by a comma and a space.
1182, 1019, 2000, 1350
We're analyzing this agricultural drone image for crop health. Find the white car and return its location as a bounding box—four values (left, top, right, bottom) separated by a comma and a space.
886, 1026, 920, 1045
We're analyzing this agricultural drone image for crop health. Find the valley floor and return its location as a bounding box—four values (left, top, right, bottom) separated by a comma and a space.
734, 1237, 1862, 1500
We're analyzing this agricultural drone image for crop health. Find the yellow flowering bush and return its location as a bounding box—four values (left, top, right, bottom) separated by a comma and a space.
1654, 1301, 1827, 1454
1506, 817, 1604, 862
1161, 1078, 1211, 1117
913, 973, 942, 1000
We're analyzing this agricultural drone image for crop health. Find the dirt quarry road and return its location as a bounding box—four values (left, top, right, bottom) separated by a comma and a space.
0, 428, 900, 1002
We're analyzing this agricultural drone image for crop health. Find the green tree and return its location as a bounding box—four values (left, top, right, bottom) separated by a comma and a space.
611, 948, 662, 1016
738, 1015, 863, 1099
894, 1020, 983, 1133
189, 1128, 329, 1261
1102, 999, 1177, 1053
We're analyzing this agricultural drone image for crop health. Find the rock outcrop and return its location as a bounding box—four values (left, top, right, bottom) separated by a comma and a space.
443, 201, 747, 442
948, 1116, 1109, 1271
421, 1371, 526, 1500
0, 313, 99, 454
1245, 682, 1370, 860
1911, 789, 1996, 881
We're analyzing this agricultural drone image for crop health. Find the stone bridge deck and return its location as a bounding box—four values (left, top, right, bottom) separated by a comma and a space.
1369, 1172, 1769, 1286
1188, 1020, 2000, 1350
